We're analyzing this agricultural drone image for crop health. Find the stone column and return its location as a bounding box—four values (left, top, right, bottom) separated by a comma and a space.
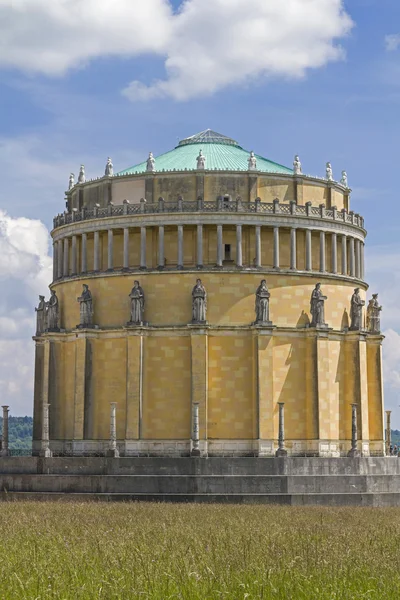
236, 225, 243, 268
360, 242, 365, 280
158, 226, 165, 269
217, 225, 223, 267
255, 225, 261, 268
94, 231, 100, 271
355, 239, 361, 279
331, 233, 337, 274
191, 402, 200, 457
57, 240, 63, 279
349, 237, 355, 277
275, 402, 287, 457
347, 403, 360, 457
107, 229, 113, 270
40, 403, 52, 458
123, 228, 129, 270
305, 229, 312, 271
52, 244, 57, 281
197, 225, 203, 269
273, 227, 280, 269
81, 233, 87, 273
290, 228, 297, 270
107, 402, 119, 458
341, 235, 347, 275
386, 410, 392, 456
190, 331, 208, 456
319, 231, 326, 272
1, 406, 9, 457
71, 235, 77, 275
177, 225, 184, 269
63, 237, 69, 277
140, 227, 147, 270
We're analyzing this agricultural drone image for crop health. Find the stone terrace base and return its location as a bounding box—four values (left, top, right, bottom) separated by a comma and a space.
1, 457, 400, 506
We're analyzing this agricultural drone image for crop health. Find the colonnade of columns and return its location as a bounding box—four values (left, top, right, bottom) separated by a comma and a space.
53, 224, 365, 281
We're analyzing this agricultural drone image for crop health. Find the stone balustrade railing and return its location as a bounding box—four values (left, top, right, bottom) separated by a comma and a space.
53, 198, 365, 230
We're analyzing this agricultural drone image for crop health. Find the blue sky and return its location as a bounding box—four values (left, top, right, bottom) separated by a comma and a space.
0, 0, 400, 423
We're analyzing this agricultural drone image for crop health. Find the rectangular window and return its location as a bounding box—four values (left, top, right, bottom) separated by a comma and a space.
224, 244, 231, 261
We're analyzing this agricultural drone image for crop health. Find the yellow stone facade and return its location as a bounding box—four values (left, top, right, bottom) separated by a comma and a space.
33, 133, 384, 457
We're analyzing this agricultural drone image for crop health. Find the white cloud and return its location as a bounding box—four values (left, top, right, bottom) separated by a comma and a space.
0, 0, 172, 75
0, 209, 52, 414
385, 34, 400, 52
0, 0, 353, 100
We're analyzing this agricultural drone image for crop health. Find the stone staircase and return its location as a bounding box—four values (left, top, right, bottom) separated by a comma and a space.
1, 457, 400, 505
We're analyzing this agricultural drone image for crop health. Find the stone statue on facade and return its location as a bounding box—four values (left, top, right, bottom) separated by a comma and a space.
293, 155, 302, 175
254, 280, 272, 325
192, 279, 207, 324
326, 162, 333, 181
77, 284, 93, 328
196, 149, 206, 169
68, 173, 75, 190
128, 281, 145, 325
248, 151, 257, 170
78, 165, 86, 184
146, 152, 155, 172
350, 288, 365, 331
35, 295, 47, 336
105, 157, 114, 177
340, 170, 348, 188
46, 290, 60, 331
310, 283, 328, 328
367, 294, 382, 334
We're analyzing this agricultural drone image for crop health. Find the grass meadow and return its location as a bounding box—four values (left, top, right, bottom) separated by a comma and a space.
1, 503, 400, 599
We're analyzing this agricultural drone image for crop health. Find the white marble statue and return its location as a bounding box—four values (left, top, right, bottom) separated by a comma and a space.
105, 157, 114, 177
248, 151, 257, 170
192, 279, 207, 323
78, 165, 86, 184
68, 173, 75, 190
293, 155, 302, 175
146, 152, 155, 172
326, 162, 333, 182
340, 170, 348, 188
129, 280, 145, 325
196, 150, 206, 169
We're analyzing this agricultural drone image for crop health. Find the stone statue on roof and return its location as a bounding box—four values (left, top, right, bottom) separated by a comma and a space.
248, 151, 257, 170
340, 170, 348, 188
192, 279, 207, 324
196, 149, 206, 170
105, 157, 114, 177
293, 155, 302, 175
310, 283, 328, 328
78, 165, 86, 184
146, 152, 155, 172
35, 295, 46, 336
326, 162, 333, 182
46, 290, 60, 331
350, 288, 365, 331
254, 280, 272, 326
68, 173, 75, 190
129, 280, 145, 326
367, 294, 382, 334
77, 284, 93, 328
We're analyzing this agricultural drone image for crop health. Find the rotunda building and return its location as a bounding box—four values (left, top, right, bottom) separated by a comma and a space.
33, 129, 384, 457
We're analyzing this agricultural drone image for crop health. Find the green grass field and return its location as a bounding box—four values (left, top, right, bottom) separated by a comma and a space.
1, 503, 400, 599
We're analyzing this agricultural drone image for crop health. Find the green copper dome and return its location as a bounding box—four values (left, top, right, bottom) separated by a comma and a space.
117, 129, 292, 176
